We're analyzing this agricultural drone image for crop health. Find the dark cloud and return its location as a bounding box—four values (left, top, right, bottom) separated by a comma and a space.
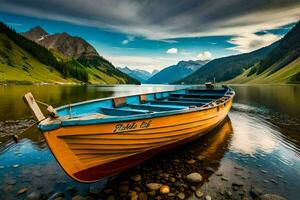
0, 0, 299, 39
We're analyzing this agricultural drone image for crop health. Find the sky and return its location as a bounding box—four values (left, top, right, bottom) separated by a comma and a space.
0, 0, 299, 72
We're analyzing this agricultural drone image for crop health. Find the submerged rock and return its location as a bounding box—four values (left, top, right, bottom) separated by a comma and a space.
259, 194, 287, 200
159, 185, 170, 194
146, 183, 162, 191
26, 191, 41, 200
186, 159, 196, 165
72, 195, 86, 200
195, 189, 203, 198
130, 174, 141, 182
17, 187, 28, 196
138, 193, 148, 200
177, 193, 185, 200
205, 195, 212, 200
48, 192, 65, 200
186, 172, 203, 183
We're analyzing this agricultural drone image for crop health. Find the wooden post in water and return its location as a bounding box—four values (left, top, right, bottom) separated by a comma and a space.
23, 92, 45, 122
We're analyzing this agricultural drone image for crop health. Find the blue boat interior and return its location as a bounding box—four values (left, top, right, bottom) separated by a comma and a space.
56, 87, 230, 118
37, 87, 233, 131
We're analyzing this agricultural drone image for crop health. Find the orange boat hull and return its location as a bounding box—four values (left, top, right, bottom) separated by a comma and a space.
43, 99, 233, 182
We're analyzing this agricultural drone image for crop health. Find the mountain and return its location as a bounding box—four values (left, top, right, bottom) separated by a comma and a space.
20, 26, 139, 84
23, 28, 98, 59
180, 22, 300, 85
151, 69, 159, 76
227, 22, 300, 84
147, 60, 207, 84
228, 21, 300, 84
178, 43, 278, 84
117, 67, 155, 83
0, 22, 91, 84
21, 26, 48, 42
0, 26, 74, 84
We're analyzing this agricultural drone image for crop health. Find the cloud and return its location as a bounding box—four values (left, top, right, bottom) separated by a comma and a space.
0, 0, 299, 40
197, 51, 212, 61
122, 35, 135, 45
228, 33, 280, 53
166, 48, 177, 54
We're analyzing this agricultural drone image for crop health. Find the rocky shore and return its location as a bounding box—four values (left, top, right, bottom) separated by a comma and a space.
0, 118, 291, 200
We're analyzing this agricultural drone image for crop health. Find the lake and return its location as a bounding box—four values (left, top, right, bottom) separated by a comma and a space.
0, 84, 299, 200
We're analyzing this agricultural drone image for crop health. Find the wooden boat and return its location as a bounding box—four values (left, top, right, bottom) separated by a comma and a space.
23, 85, 235, 183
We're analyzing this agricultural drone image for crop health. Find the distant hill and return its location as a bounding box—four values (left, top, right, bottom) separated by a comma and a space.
117, 67, 157, 83
0, 22, 88, 83
227, 21, 300, 84
178, 43, 277, 84
147, 60, 207, 84
22, 27, 98, 59
16, 25, 139, 84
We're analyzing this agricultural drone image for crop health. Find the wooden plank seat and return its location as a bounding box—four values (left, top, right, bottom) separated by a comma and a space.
125, 103, 188, 112
168, 96, 215, 102
169, 93, 224, 99
147, 100, 206, 107
100, 107, 151, 116
187, 89, 227, 95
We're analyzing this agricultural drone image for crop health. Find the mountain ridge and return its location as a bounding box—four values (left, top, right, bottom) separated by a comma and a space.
0, 22, 139, 84
117, 67, 158, 83
147, 60, 207, 84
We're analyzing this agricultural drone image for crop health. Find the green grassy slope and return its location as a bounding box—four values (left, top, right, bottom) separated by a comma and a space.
177, 42, 277, 84
0, 33, 76, 84
226, 57, 300, 84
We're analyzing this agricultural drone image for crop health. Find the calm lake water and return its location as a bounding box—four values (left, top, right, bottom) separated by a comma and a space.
0, 84, 299, 200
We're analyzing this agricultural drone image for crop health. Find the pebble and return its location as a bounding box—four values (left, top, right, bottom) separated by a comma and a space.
195, 189, 203, 198
190, 186, 196, 191
259, 194, 287, 200
232, 181, 244, 187
159, 185, 170, 194
250, 187, 262, 198
130, 174, 141, 182
119, 184, 130, 193
196, 155, 205, 160
146, 183, 162, 191
13, 164, 19, 168
221, 177, 229, 181
177, 193, 185, 200
16, 187, 28, 195
26, 192, 41, 200
72, 196, 86, 200
147, 190, 156, 196
205, 195, 212, 200
89, 186, 101, 195
53, 197, 65, 200
48, 192, 65, 200
167, 193, 176, 197
130, 191, 138, 200
186, 172, 203, 183
138, 192, 148, 200
204, 167, 215, 173
107, 195, 115, 200
186, 159, 196, 165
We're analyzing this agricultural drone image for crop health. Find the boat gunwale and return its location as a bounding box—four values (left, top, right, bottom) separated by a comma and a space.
39, 86, 235, 131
